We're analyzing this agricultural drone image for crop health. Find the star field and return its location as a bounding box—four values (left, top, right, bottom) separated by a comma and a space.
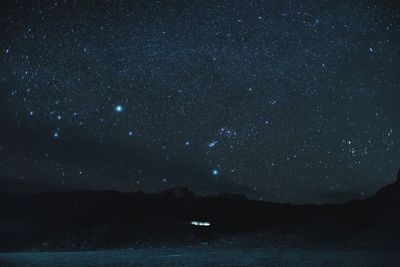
0, 0, 399, 203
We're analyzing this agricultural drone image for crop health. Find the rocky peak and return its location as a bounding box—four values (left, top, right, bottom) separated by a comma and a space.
375, 170, 400, 201
162, 187, 196, 199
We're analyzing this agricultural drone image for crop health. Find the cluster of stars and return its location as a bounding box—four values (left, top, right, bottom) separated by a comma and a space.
0, 0, 399, 203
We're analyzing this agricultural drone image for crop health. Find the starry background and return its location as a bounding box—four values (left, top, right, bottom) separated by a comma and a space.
0, 0, 399, 203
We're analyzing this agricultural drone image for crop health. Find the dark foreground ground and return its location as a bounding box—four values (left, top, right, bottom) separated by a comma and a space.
1, 172, 400, 266
1, 245, 400, 267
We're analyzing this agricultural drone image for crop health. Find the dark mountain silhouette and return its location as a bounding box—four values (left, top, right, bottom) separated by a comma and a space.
160, 187, 196, 199
375, 170, 400, 200
0, 171, 399, 252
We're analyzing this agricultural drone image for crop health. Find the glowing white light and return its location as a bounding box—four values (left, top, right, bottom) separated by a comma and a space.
190, 221, 211, 227
212, 169, 219, 176
114, 105, 124, 113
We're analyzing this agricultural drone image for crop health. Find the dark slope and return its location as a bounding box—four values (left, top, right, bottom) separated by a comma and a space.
1, 171, 399, 251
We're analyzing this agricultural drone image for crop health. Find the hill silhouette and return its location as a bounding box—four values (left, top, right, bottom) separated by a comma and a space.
0, 171, 399, 252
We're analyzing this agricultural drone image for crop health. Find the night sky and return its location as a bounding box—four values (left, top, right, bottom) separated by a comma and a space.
1, 0, 399, 203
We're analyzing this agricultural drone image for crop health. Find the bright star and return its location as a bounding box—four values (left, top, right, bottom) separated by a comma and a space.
212, 169, 219, 176
114, 105, 124, 113
53, 132, 59, 138
208, 140, 218, 148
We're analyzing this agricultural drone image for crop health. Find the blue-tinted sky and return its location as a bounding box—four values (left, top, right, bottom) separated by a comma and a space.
1, 0, 399, 203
